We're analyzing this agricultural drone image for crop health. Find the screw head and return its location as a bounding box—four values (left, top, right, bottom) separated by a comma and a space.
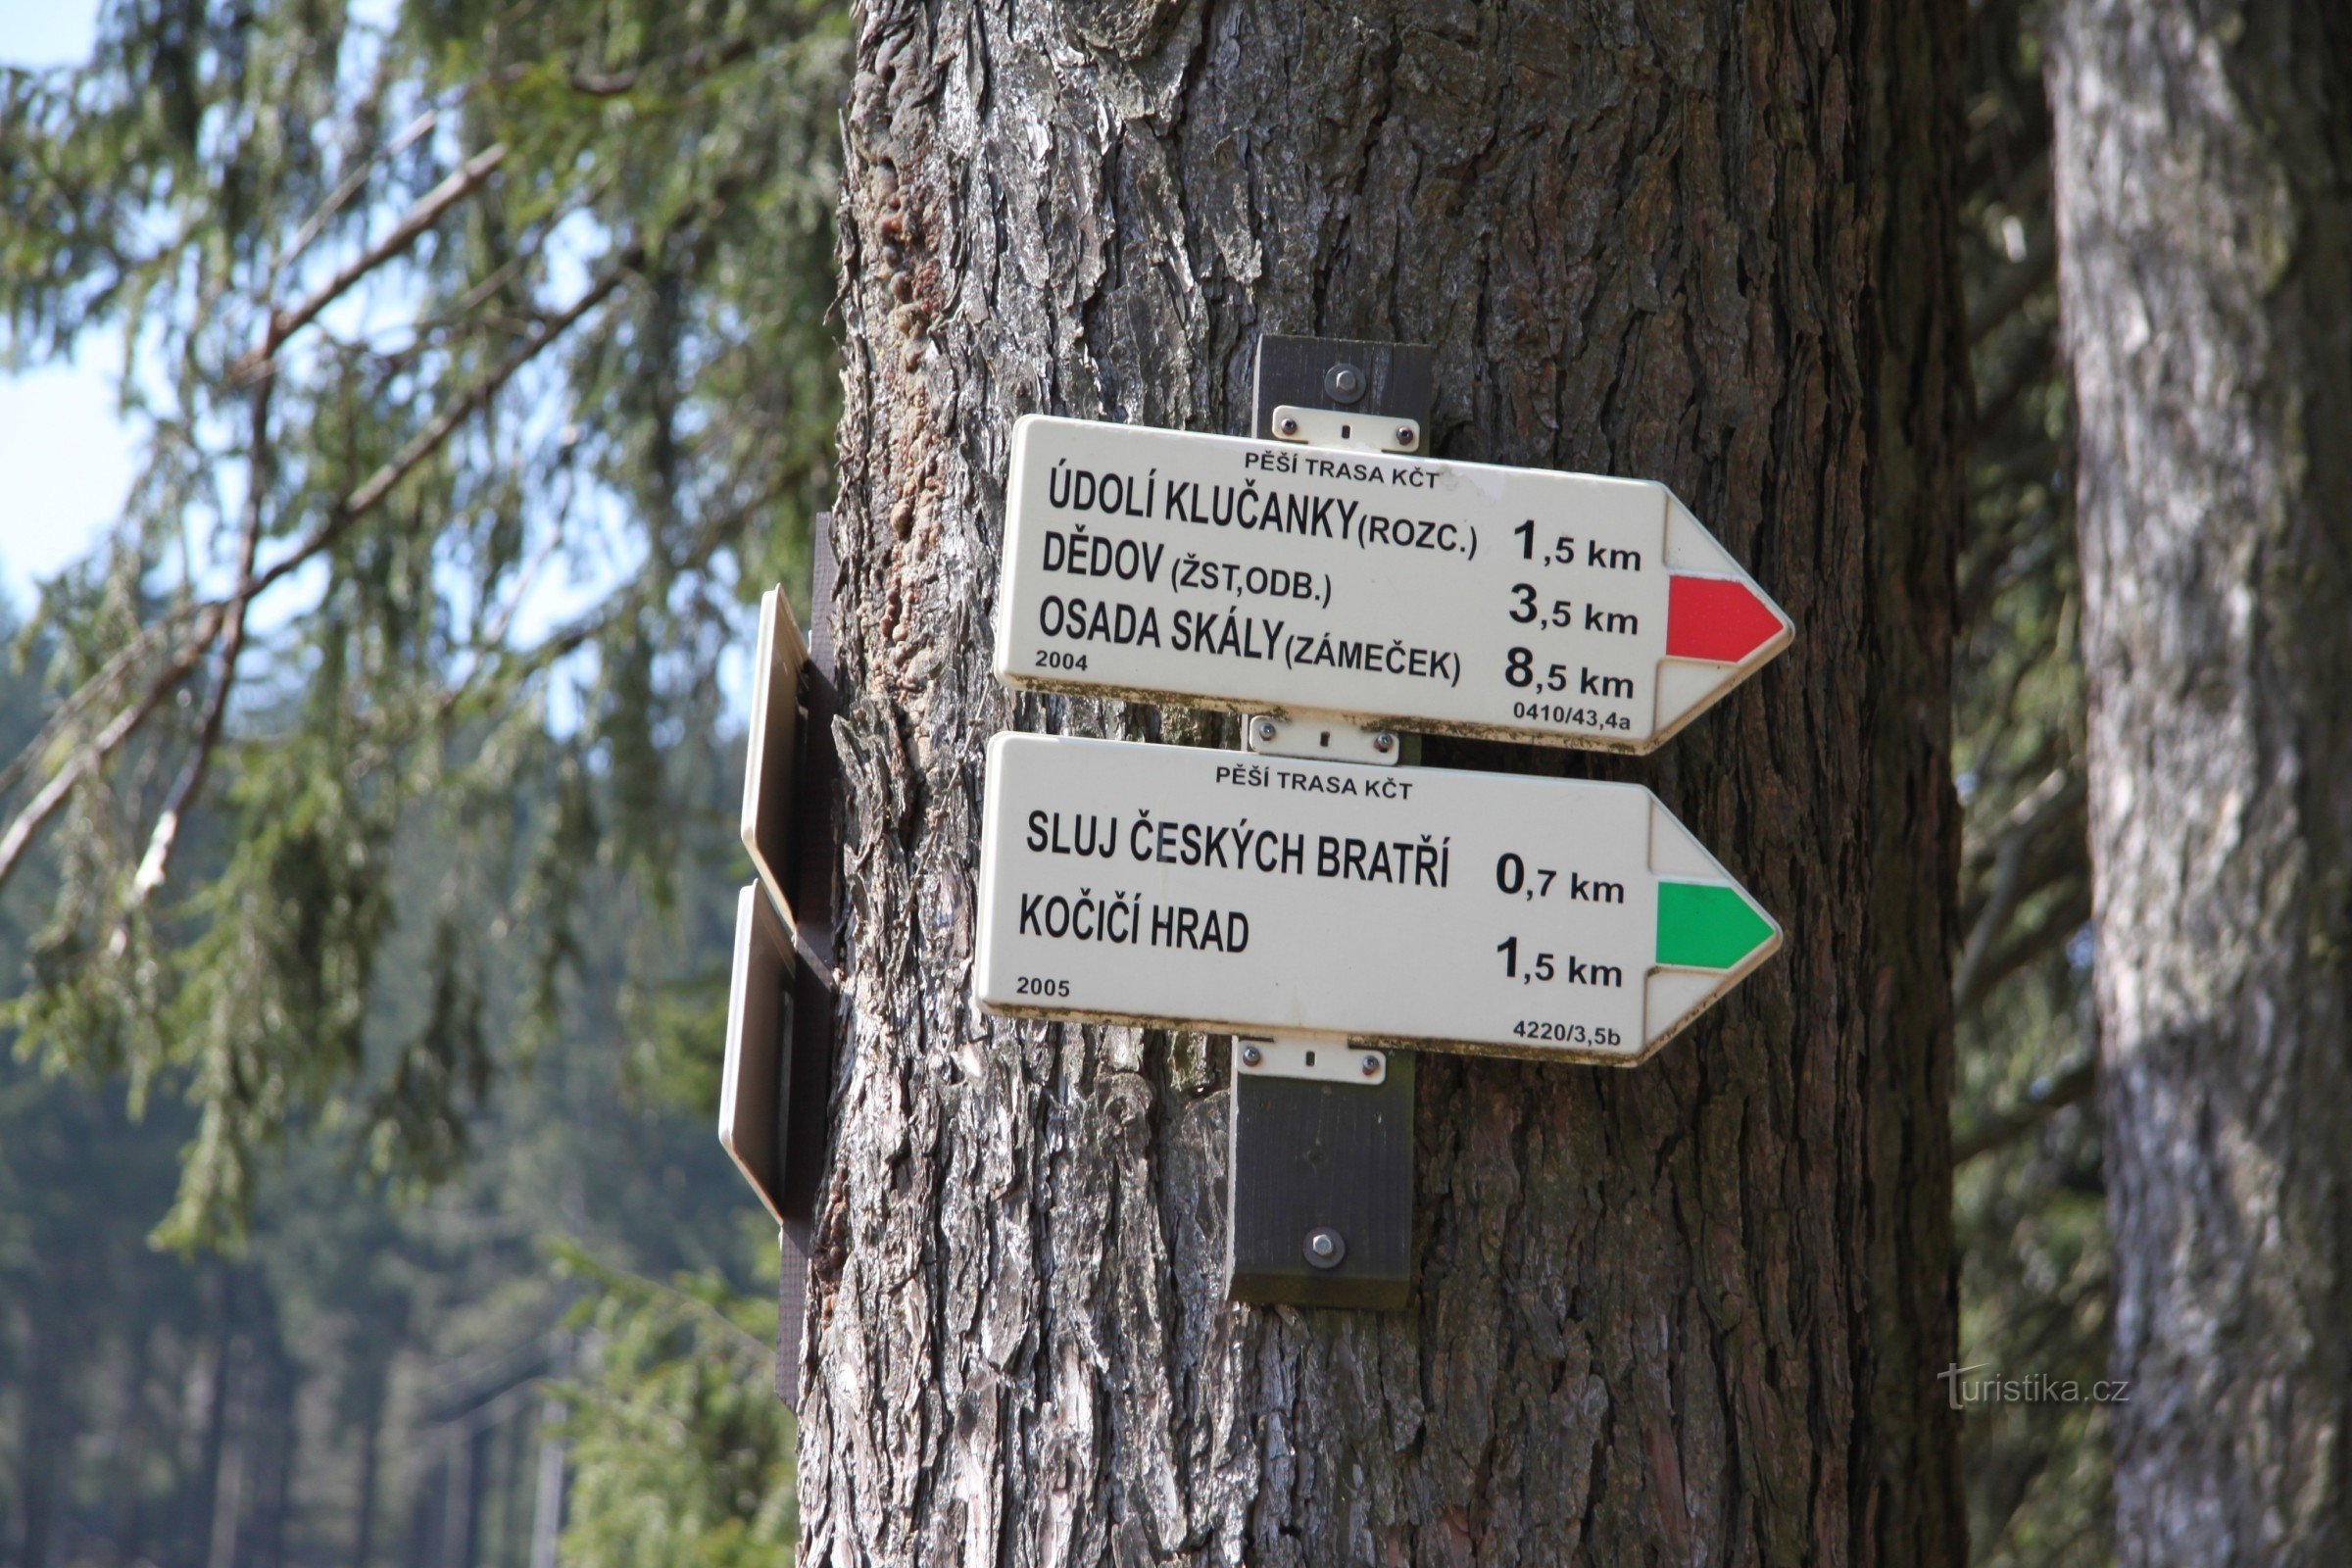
1277, 415, 1300, 436
1254, 718, 1279, 743
1395, 423, 1417, 448
1360, 1053, 1382, 1077
1324, 363, 1366, 404
1371, 731, 1396, 754
1304, 1227, 1347, 1268
1241, 1044, 1264, 1068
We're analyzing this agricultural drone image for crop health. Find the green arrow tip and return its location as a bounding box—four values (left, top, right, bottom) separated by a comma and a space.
1655, 881, 1777, 969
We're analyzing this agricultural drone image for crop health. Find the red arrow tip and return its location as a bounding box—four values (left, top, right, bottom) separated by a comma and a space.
1666, 575, 1786, 662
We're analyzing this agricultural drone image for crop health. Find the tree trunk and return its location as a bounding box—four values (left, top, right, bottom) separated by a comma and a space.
14, 1310, 66, 1568
450, 1420, 488, 1568
405, 1452, 445, 1568
108, 1356, 152, 1568
195, 1273, 239, 1568
351, 1370, 386, 1568
250, 1347, 297, 1568
2049, 6, 2352, 1564
499, 1387, 535, 1567
805, 0, 1971, 1562
206, 1380, 246, 1568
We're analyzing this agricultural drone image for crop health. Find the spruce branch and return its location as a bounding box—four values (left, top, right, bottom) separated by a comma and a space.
484, 33, 760, 100
237, 142, 510, 381
123, 379, 274, 913
0, 611, 192, 803
281, 107, 450, 271
0, 612, 222, 897
2, 253, 636, 907
1955, 1057, 2098, 1164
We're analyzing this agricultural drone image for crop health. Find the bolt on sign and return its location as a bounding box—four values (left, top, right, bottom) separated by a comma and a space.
975, 734, 1781, 1063
992, 416, 1792, 753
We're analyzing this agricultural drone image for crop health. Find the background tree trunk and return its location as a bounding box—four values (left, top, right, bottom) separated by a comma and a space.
13, 1312, 66, 1568
250, 1345, 297, 1568
2049, 6, 2352, 1564
350, 1365, 388, 1568
195, 1273, 239, 1568
805, 0, 1971, 1562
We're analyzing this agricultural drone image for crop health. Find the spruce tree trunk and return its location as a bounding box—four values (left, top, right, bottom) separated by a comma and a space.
2049, 6, 2352, 1564
15, 1314, 65, 1568
352, 1379, 384, 1568
804, 1, 1971, 1561
195, 1276, 239, 1568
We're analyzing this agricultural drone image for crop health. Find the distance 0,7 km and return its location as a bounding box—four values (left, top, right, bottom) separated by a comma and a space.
1513, 1019, 1623, 1048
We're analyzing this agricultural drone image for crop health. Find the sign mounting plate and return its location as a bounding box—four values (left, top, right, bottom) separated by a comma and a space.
975, 735, 1780, 1063
992, 416, 1791, 754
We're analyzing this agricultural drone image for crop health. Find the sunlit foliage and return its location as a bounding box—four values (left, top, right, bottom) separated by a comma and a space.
552, 1234, 798, 1568
0, 0, 846, 1245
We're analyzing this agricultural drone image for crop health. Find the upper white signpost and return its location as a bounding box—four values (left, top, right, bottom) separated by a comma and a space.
993, 415, 1792, 753
975, 734, 1781, 1064
739, 586, 808, 932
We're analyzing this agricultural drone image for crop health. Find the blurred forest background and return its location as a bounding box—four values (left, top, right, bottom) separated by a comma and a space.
0, 1, 2099, 1566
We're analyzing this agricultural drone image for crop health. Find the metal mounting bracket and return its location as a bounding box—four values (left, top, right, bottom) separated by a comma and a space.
1222, 333, 1434, 1313
1245, 710, 1406, 766
1226, 1036, 1415, 1309
1267, 404, 1421, 456
1251, 334, 1436, 446
1235, 1033, 1389, 1086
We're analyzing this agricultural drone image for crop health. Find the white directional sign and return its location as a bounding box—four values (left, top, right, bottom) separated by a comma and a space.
975, 734, 1781, 1062
719, 882, 795, 1227
993, 416, 1792, 754
739, 586, 809, 932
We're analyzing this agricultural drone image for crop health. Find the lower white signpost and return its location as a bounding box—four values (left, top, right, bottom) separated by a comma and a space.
975, 735, 1781, 1061
719, 883, 796, 1228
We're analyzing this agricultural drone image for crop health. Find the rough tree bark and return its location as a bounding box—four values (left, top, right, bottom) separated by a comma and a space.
2049, 6, 2352, 1565
804, 1, 1970, 1562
